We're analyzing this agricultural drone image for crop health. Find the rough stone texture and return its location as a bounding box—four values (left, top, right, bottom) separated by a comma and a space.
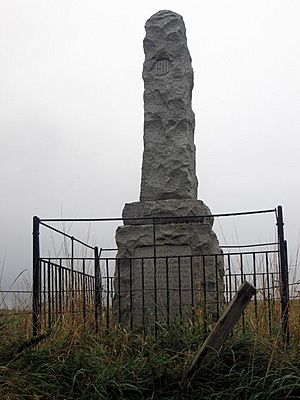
113, 10, 224, 329
117, 205, 216, 257
140, 10, 198, 201
122, 199, 213, 226
114, 211, 224, 327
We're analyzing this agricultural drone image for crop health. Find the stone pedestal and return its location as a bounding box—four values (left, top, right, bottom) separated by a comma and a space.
113, 200, 224, 328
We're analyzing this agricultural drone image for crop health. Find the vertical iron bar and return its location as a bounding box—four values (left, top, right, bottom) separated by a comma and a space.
54, 264, 58, 319
152, 218, 158, 338
106, 259, 110, 331
88, 275, 91, 311
129, 258, 133, 330
91, 275, 94, 314
51, 262, 55, 321
110, 277, 114, 303
94, 246, 101, 333
83, 259, 86, 325
271, 272, 276, 325
266, 252, 272, 334
178, 256, 182, 321
228, 254, 232, 302
59, 259, 62, 316
71, 237, 74, 315
240, 253, 245, 331
240, 253, 244, 283
202, 255, 207, 332
234, 275, 237, 295
253, 253, 258, 325
225, 275, 229, 305
141, 258, 145, 329
190, 256, 195, 324
43, 261, 46, 329
93, 274, 96, 318
65, 268, 69, 311
79, 272, 82, 318
276, 205, 289, 343
32, 216, 41, 336
47, 259, 51, 330
117, 258, 121, 324
283, 240, 290, 343
73, 270, 76, 314
271, 273, 276, 301
215, 255, 219, 321
166, 257, 170, 326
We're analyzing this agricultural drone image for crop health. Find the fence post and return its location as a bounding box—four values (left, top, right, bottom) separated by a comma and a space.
276, 205, 290, 344
32, 216, 41, 336
71, 236, 74, 315
94, 246, 101, 333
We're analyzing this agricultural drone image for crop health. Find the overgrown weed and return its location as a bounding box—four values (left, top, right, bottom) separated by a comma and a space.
0, 316, 300, 399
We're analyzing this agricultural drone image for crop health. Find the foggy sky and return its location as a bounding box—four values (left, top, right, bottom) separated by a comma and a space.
1, 0, 300, 289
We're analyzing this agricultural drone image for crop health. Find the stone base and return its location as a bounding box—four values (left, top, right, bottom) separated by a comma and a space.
113, 199, 224, 329
122, 198, 213, 226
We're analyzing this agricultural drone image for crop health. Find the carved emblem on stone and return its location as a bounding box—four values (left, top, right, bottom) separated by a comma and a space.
154, 59, 170, 76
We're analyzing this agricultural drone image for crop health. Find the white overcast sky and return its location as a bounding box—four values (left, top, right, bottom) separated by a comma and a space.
1, 0, 300, 288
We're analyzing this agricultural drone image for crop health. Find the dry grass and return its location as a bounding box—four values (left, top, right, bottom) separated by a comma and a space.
0, 297, 300, 399
0, 269, 299, 399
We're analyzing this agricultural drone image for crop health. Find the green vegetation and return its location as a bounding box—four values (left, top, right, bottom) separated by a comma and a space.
0, 315, 300, 399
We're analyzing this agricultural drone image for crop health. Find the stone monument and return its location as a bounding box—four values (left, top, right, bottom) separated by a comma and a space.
113, 10, 224, 329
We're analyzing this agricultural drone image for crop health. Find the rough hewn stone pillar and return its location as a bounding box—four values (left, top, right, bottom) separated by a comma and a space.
140, 10, 198, 201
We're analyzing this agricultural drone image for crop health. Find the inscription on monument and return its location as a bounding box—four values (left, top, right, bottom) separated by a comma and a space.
154, 59, 170, 76
131, 245, 196, 324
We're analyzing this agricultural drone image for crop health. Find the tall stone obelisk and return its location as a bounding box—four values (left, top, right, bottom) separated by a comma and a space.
113, 11, 223, 328
140, 10, 197, 201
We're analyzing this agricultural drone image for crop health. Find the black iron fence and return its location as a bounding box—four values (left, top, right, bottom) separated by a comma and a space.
32, 206, 290, 342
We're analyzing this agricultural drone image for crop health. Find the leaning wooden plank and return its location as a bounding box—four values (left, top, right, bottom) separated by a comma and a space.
183, 281, 256, 382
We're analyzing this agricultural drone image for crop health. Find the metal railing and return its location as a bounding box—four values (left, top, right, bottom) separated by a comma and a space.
32, 206, 290, 341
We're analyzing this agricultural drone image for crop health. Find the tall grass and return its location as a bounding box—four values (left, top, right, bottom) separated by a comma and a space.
1, 247, 299, 399
0, 314, 300, 399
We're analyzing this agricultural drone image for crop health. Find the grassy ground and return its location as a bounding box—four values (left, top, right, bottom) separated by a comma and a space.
0, 315, 300, 400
